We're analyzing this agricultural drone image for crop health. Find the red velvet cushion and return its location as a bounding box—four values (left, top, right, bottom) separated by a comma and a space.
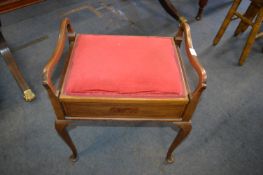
63, 34, 187, 98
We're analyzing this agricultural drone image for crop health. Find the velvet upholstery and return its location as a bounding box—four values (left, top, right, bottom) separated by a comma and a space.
63, 34, 187, 98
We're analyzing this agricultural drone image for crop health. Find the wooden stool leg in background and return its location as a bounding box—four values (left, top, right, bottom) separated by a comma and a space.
165, 122, 192, 163
213, 0, 242, 45
159, 0, 181, 22
0, 20, 35, 101
234, 2, 259, 36
55, 120, 78, 162
239, 8, 263, 65
196, 0, 208, 20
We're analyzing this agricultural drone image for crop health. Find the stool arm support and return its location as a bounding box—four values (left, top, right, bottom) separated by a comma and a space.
174, 21, 207, 121
179, 21, 207, 96
43, 18, 75, 95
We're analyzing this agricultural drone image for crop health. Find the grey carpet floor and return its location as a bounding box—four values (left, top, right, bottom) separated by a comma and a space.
0, 0, 263, 175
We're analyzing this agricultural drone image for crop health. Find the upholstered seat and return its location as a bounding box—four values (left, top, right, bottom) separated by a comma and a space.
63, 34, 187, 98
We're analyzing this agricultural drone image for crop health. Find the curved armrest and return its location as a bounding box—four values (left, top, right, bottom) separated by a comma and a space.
176, 20, 207, 97
43, 18, 75, 95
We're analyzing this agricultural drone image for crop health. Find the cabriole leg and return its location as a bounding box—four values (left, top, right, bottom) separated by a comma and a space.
55, 120, 78, 162
166, 122, 192, 164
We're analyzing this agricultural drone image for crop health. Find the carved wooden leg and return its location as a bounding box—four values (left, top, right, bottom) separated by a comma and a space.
239, 8, 263, 65
234, 2, 259, 36
0, 20, 35, 101
196, 0, 208, 21
166, 122, 192, 163
55, 120, 78, 162
213, 0, 242, 45
159, 0, 181, 22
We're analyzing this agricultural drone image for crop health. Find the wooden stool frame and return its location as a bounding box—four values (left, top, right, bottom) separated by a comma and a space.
43, 18, 207, 163
213, 0, 263, 65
